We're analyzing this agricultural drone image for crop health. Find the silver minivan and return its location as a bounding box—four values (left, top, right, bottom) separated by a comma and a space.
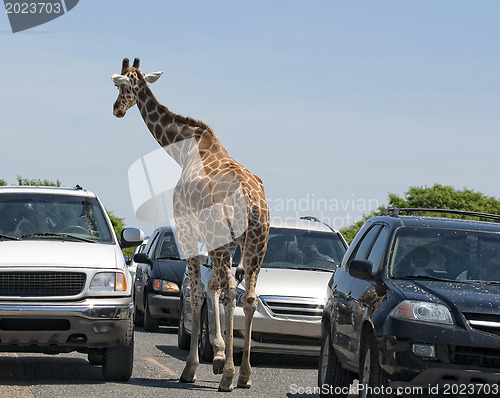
178, 217, 348, 360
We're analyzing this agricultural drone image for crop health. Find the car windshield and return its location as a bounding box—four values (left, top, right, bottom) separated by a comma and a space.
233, 228, 346, 271
157, 232, 181, 259
0, 192, 114, 243
389, 227, 500, 283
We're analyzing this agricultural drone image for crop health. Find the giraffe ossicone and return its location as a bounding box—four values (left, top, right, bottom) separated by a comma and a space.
112, 58, 270, 392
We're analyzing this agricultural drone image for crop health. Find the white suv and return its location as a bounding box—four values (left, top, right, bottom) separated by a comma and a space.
0, 186, 144, 381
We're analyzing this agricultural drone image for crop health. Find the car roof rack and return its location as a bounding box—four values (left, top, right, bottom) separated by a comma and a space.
381, 208, 500, 222
300, 216, 337, 233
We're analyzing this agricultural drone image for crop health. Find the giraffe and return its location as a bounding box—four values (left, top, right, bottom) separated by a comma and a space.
111, 58, 270, 392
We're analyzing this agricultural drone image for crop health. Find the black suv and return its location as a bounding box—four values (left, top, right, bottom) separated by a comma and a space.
319, 209, 500, 397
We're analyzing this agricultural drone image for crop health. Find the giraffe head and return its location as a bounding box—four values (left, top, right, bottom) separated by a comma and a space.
111, 58, 163, 118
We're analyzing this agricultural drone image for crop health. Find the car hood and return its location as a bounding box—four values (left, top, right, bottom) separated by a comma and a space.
238, 267, 333, 299
154, 259, 187, 284
0, 240, 119, 269
393, 279, 500, 314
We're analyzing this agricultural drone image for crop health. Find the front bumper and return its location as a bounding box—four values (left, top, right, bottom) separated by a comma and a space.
0, 297, 132, 351
230, 302, 321, 356
148, 293, 180, 320
379, 316, 500, 388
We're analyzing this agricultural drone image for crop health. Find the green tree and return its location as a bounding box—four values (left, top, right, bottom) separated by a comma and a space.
387, 184, 500, 215
0, 179, 6, 186
340, 207, 383, 244
108, 211, 136, 259
340, 184, 500, 243
17, 175, 61, 187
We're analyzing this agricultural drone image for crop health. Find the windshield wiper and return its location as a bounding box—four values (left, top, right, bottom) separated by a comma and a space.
460, 280, 500, 286
402, 275, 456, 282
293, 266, 335, 273
20, 233, 97, 243
0, 233, 19, 241
158, 256, 182, 261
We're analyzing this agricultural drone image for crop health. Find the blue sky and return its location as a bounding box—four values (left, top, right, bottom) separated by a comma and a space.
1, 1, 500, 234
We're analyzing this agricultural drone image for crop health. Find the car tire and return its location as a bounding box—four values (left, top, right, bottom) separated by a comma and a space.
178, 296, 190, 350
198, 302, 214, 362
102, 318, 134, 382
88, 351, 103, 366
143, 298, 159, 332
133, 299, 144, 327
359, 332, 392, 398
318, 329, 355, 398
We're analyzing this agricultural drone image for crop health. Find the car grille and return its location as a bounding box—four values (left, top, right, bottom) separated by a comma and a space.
450, 346, 500, 369
259, 295, 324, 319
251, 331, 321, 346
463, 313, 500, 337
0, 272, 86, 297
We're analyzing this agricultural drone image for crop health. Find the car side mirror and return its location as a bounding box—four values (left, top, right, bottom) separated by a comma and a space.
120, 227, 145, 249
134, 252, 153, 268
348, 259, 387, 295
348, 259, 374, 281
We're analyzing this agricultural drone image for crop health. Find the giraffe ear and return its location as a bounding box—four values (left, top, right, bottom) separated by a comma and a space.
111, 74, 131, 86
144, 71, 163, 84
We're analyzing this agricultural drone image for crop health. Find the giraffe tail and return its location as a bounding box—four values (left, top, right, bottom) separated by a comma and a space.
235, 263, 245, 285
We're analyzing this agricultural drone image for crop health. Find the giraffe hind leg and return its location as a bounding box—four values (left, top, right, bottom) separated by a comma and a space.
206, 268, 225, 375
179, 255, 202, 384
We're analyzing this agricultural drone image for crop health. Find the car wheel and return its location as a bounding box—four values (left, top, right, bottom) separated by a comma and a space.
102, 318, 134, 382
359, 332, 392, 398
133, 298, 144, 327
318, 329, 355, 398
178, 296, 191, 350
143, 298, 160, 332
198, 302, 214, 362
88, 351, 103, 366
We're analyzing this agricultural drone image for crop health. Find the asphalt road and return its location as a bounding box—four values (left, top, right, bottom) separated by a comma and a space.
0, 326, 326, 398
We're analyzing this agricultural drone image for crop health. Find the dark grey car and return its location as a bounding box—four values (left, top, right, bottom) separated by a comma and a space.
133, 226, 186, 332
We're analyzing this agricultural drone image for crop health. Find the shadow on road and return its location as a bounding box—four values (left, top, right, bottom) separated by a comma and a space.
0, 355, 103, 385
157, 343, 319, 370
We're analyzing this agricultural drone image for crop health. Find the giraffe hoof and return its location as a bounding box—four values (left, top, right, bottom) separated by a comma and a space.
179, 368, 197, 383
213, 355, 225, 375
237, 377, 252, 389
179, 375, 196, 384
218, 382, 234, 392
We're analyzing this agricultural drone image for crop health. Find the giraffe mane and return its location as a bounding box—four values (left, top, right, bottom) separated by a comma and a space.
135, 71, 214, 134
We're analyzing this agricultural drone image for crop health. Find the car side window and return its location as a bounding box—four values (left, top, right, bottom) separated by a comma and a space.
366, 225, 390, 273
349, 224, 383, 262
146, 231, 160, 257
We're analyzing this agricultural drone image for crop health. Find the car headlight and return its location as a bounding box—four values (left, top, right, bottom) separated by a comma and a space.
152, 279, 180, 294
391, 300, 453, 325
90, 272, 127, 292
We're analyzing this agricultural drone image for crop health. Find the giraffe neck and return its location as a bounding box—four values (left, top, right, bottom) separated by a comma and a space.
134, 83, 216, 167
